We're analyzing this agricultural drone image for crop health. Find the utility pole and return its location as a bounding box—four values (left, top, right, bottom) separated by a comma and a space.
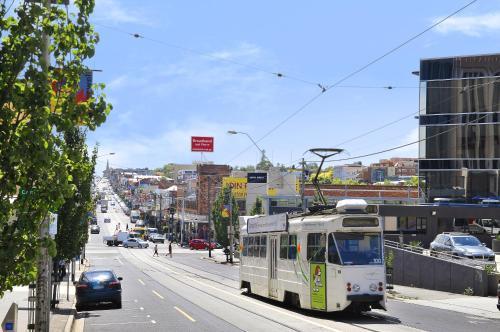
301, 158, 307, 212
158, 193, 162, 231
228, 187, 234, 264
36, 2, 52, 331
181, 198, 185, 245
207, 176, 212, 258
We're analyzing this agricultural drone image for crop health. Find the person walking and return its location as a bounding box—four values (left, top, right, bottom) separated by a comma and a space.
153, 244, 159, 257
168, 242, 172, 258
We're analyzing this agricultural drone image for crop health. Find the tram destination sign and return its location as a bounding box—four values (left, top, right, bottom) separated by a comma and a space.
247, 213, 288, 233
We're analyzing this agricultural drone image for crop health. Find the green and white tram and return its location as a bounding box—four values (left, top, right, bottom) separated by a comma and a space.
239, 199, 386, 313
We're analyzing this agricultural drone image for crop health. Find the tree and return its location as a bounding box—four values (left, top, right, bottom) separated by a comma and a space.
0, 1, 111, 296
55, 129, 96, 260
249, 197, 263, 215
211, 187, 239, 247
255, 150, 273, 170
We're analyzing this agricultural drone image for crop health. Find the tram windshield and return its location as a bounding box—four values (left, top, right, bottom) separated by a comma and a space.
329, 232, 382, 265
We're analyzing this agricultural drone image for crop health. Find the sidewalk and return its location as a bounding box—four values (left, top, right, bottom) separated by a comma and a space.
0, 260, 87, 332
388, 284, 500, 319
201, 248, 240, 265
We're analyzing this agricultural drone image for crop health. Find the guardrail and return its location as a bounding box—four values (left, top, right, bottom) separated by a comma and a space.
384, 239, 496, 270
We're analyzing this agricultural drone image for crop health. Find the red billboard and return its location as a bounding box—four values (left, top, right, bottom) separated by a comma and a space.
191, 136, 214, 152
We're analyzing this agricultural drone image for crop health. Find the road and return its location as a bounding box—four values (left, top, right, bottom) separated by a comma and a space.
76, 191, 500, 332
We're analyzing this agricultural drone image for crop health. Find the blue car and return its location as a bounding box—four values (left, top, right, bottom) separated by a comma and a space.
75, 269, 123, 311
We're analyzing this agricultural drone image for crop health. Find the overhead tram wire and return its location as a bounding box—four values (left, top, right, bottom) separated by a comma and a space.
333, 78, 500, 148
92, 22, 322, 89
225, 0, 479, 164
307, 105, 500, 164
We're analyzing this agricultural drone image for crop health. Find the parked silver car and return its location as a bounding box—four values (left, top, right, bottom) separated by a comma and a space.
123, 238, 149, 249
430, 233, 495, 261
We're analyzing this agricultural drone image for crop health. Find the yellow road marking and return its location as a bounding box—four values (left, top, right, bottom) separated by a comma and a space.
174, 306, 196, 322
138, 278, 145, 286
152, 290, 164, 300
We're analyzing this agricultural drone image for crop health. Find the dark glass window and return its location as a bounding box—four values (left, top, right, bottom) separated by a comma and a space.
280, 234, 288, 259
307, 233, 326, 262
279, 234, 297, 260
327, 234, 341, 264
260, 235, 267, 258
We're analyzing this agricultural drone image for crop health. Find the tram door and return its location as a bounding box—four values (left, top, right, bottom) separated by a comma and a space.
269, 235, 278, 298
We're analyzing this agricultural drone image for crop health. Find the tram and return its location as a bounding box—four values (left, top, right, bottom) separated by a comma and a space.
239, 199, 386, 313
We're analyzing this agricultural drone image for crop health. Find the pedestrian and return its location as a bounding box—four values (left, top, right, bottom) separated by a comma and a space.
168, 241, 172, 258
153, 244, 159, 257
126, 224, 129, 231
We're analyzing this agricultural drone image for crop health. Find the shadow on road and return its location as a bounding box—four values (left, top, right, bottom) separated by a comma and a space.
242, 292, 402, 326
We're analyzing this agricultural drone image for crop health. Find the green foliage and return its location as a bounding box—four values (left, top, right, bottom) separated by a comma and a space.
255, 150, 273, 171
234, 165, 256, 172
385, 250, 394, 268
55, 129, 96, 260
484, 264, 497, 275
0, 0, 111, 296
249, 197, 263, 216
463, 287, 473, 296
211, 187, 239, 247
495, 233, 500, 240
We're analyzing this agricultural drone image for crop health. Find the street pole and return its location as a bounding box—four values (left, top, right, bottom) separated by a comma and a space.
36, 2, 52, 331
181, 198, 185, 245
301, 158, 306, 212
159, 193, 162, 231
229, 187, 234, 264
208, 177, 212, 258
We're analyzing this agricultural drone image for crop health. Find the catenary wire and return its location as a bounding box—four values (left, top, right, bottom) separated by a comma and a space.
92, 22, 322, 88
226, 0, 479, 163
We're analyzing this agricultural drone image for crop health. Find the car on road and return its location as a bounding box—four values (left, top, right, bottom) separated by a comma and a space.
75, 269, 122, 311
430, 233, 495, 261
90, 225, 100, 234
111, 201, 115, 206
104, 218, 111, 223
123, 238, 149, 249
189, 238, 208, 250
149, 233, 165, 244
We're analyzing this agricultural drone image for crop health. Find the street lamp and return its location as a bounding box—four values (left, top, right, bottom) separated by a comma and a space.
227, 130, 269, 162
97, 152, 115, 158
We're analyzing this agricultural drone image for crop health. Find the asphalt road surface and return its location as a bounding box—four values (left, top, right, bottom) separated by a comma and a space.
76, 189, 500, 332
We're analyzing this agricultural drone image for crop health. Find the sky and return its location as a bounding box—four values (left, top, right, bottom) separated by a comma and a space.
83, 0, 500, 174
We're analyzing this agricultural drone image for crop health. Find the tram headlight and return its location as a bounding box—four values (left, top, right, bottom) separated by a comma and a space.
369, 283, 378, 292
352, 284, 360, 292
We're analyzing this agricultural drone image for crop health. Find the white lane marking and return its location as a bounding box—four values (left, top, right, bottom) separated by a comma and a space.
151, 320, 156, 324
90, 321, 152, 326
146, 314, 150, 318
140, 307, 144, 311
116, 257, 123, 265
138, 278, 145, 286
174, 306, 196, 322
152, 290, 164, 300
185, 276, 343, 332
134, 299, 138, 303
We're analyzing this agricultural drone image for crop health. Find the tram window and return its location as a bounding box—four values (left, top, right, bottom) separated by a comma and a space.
289, 235, 297, 260
260, 236, 267, 258
327, 234, 341, 264
254, 236, 260, 257
307, 233, 326, 262
280, 234, 288, 259
242, 237, 248, 256
248, 236, 254, 257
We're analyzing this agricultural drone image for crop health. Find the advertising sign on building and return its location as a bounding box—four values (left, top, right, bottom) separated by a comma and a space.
247, 172, 267, 183
48, 213, 58, 239
222, 177, 247, 199
310, 263, 326, 310
247, 213, 287, 234
191, 136, 214, 152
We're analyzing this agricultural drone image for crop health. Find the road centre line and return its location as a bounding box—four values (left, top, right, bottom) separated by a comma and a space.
126, 247, 343, 332
152, 290, 165, 300
138, 278, 145, 286
174, 306, 196, 322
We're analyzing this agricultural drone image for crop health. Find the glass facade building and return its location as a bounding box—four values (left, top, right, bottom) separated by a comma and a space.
419, 54, 500, 202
